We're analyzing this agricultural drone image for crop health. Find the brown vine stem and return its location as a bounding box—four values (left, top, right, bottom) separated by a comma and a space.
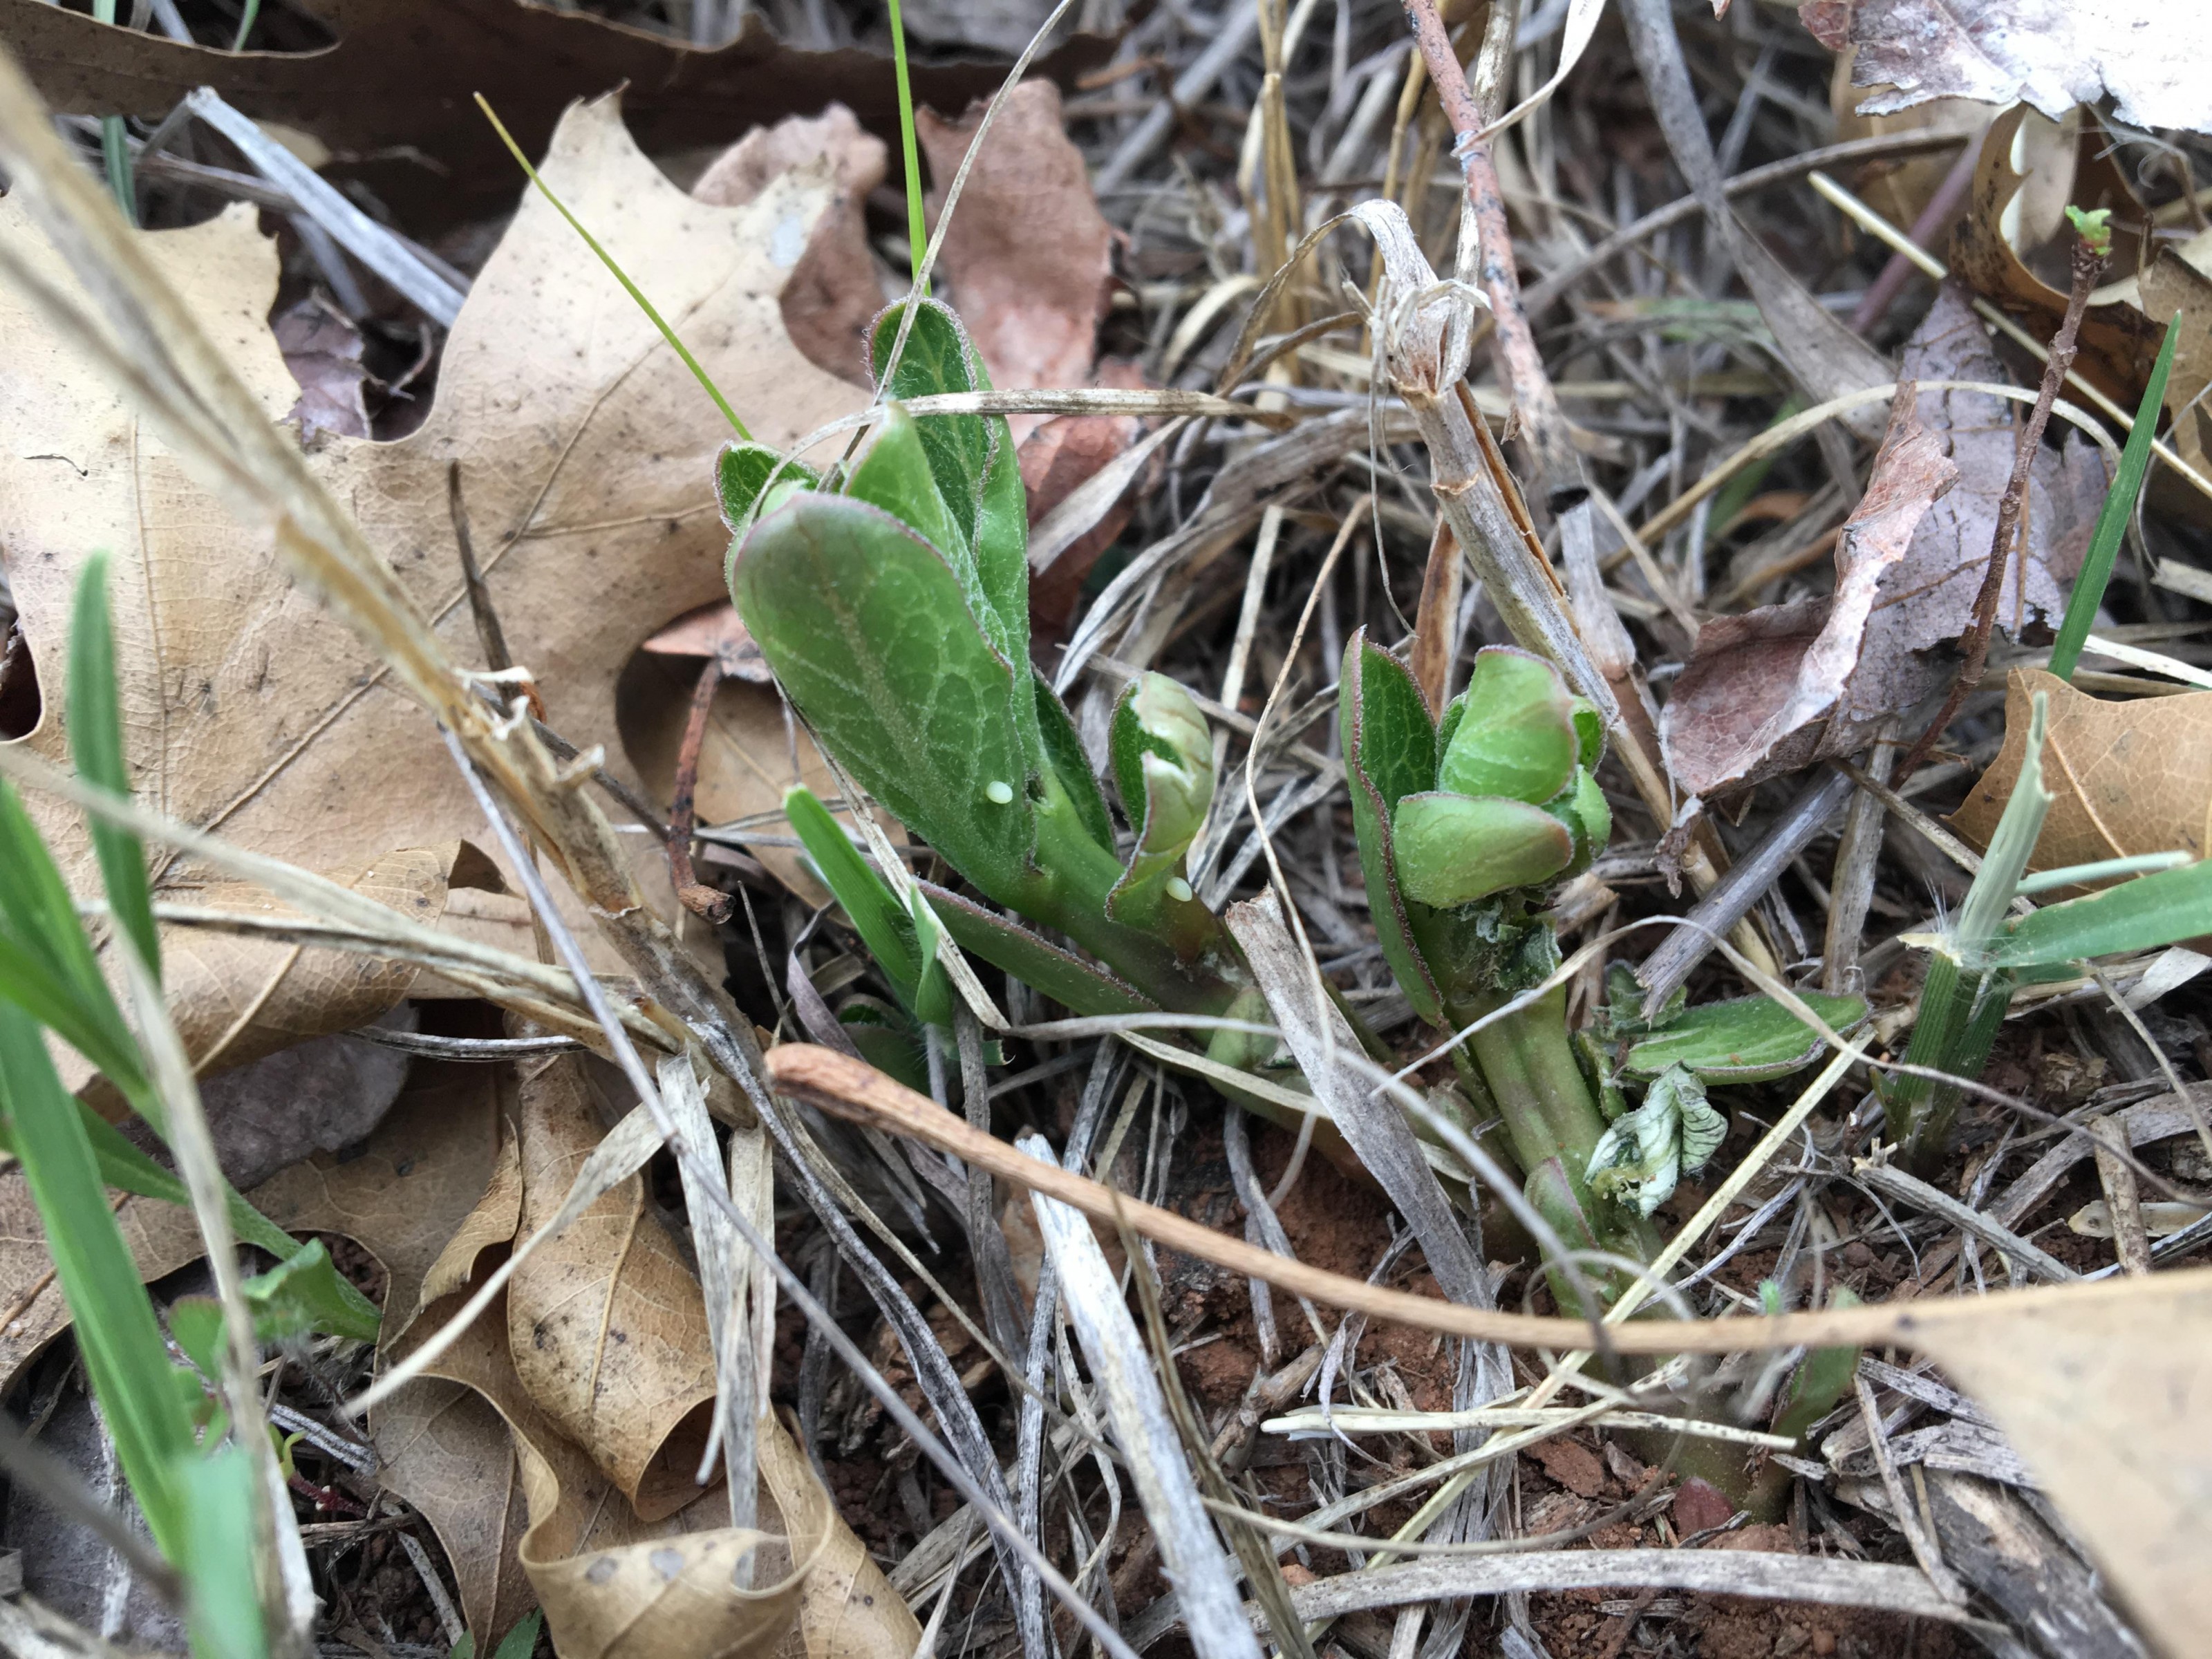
1897, 232, 2109, 780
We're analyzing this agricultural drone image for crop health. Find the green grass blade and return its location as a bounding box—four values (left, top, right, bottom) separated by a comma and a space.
492, 1611, 545, 1659
70, 552, 160, 977
785, 786, 924, 1002
176, 1443, 268, 1659
0, 1000, 194, 1557
0, 777, 149, 1096
1985, 859, 2212, 971
2048, 315, 2178, 682
474, 95, 749, 441
885, 0, 928, 286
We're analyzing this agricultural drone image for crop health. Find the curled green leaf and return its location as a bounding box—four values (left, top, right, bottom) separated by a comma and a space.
1586, 1064, 1725, 1217
1391, 791, 1574, 908
1436, 646, 1580, 805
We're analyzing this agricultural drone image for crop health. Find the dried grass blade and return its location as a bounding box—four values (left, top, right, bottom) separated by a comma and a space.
1022, 1142, 1264, 1659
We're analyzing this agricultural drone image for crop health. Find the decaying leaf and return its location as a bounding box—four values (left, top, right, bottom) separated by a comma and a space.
1950, 106, 2179, 410
1826, 51, 1987, 231
1662, 388, 1954, 796
71, 842, 503, 1112
1024, 357, 1152, 640
1949, 668, 2212, 872
273, 294, 373, 442
1663, 285, 2105, 798
1802, 0, 2212, 134
0, 0, 1109, 227
917, 79, 1115, 441
507, 1054, 717, 1521
0, 96, 861, 975
691, 105, 888, 388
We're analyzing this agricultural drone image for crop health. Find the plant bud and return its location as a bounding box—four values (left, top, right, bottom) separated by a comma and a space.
1391, 791, 1574, 907
1436, 646, 1580, 805
1111, 673, 1215, 855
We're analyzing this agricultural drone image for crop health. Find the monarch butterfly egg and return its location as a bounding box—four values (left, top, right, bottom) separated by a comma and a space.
1165, 876, 1194, 902
985, 780, 1015, 805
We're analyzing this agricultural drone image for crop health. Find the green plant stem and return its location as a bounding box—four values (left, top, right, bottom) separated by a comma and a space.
885, 0, 928, 287
1023, 776, 1243, 1015
1457, 982, 1662, 1262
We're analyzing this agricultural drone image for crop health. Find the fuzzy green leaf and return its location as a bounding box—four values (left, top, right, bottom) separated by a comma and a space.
733, 493, 1038, 903
921, 882, 1157, 1018
1034, 673, 1114, 853
1436, 646, 1579, 805
1542, 767, 1611, 874
1339, 630, 1443, 1024
715, 441, 819, 534
1391, 791, 1575, 908
1621, 991, 1868, 1082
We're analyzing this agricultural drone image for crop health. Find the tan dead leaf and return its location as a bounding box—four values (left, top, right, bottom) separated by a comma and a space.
1664, 284, 2105, 798
693, 106, 888, 388
1950, 104, 2173, 410
508, 1053, 715, 1521
411, 1122, 525, 1329
756, 1408, 921, 1659
1949, 668, 2212, 872
0, 96, 862, 981
2133, 253, 2212, 481
1662, 389, 1955, 796
383, 1278, 911, 1658
256, 1052, 512, 1333
1801, 0, 2212, 134
72, 843, 504, 1116
0, 0, 1107, 227
917, 79, 1113, 442
1906, 1273, 2212, 1659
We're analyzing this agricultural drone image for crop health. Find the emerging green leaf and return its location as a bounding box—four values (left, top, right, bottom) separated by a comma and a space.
1436, 646, 1580, 805
1034, 674, 1116, 853
1110, 673, 1215, 859
715, 441, 819, 535
1621, 991, 1869, 1082
734, 493, 1039, 903
1391, 791, 1574, 907
922, 882, 1158, 1018
1339, 630, 1444, 1023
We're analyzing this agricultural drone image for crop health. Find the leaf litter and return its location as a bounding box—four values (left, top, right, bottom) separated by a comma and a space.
1, 4, 2212, 1659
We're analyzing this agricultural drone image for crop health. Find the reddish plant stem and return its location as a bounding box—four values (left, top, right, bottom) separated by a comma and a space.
1897, 236, 2108, 780
1400, 0, 1583, 507
667, 653, 733, 923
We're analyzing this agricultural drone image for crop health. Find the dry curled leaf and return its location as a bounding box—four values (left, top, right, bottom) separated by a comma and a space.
1950, 106, 2175, 411
691, 105, 888, 389
1802, 0, 2212, 133
0, 96, 861, 977
0, 0, 1108, 228
1662, 388, 1955, 796
377, 1132, 914, 1657
509, 1053, 716, 1522
1663, 285, 2104, 798
1949, 668, 2212, 872
917, 79, 1114, 442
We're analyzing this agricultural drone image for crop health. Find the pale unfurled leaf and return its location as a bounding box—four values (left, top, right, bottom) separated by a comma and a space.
1586, 1065, 1725, 1217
